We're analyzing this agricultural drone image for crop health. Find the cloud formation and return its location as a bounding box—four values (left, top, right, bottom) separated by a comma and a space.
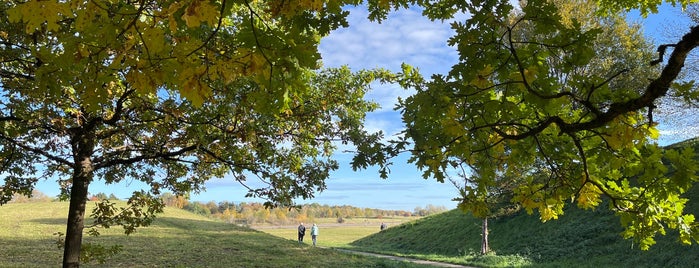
320, 6, 458, 112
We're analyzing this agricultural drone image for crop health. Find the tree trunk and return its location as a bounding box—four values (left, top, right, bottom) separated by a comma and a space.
481, 217, 489, 255
63, 129, 95, 268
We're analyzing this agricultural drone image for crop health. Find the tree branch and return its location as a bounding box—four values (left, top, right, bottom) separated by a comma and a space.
93, 144, 199, 170
0, 135, 72, 166
495, 25, 699, 141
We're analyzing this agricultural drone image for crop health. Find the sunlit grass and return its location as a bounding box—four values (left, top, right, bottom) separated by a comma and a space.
0, 202, 432, 267
256, 225, 381, 248
253, 216, 415, 248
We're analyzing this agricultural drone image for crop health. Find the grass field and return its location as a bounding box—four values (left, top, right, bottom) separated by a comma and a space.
254, 225, 380, 248
253, 217, 413, 248
0, 201, 432, 267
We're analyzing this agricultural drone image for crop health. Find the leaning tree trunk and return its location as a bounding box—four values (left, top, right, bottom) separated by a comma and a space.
481, 217, 489, 255
63, 128, 96, 268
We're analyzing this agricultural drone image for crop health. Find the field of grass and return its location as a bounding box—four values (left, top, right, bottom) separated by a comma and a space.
253, 217, 412, 248
255, 225, 380, 248
0, 201, 432, 267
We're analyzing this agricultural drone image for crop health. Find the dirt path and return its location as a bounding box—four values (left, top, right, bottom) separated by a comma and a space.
334, 249, 476, 268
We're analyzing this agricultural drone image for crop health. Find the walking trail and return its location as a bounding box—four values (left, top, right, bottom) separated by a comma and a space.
333, 248, 476, 268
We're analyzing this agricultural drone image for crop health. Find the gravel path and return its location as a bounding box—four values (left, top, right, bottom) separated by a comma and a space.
334, 249, 476, 268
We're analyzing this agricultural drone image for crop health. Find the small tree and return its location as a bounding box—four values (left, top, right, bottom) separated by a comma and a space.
451, 162, 521, 255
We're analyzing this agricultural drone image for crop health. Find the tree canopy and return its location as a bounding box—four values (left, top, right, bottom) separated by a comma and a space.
0, 0, 397, 267
371, 0, 699, 251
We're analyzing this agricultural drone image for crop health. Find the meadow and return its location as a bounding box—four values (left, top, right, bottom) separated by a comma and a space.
0, 201, 432, 267
252, 217, 414, 248
6, 180, 699, 268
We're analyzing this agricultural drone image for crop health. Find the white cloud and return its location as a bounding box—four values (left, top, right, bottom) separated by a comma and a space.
319, 5, 460, 145
364, 82, 411, 112
319, 6, 457, 75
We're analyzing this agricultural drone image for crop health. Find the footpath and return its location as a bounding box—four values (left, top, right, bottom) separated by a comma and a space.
333, 249, 476, 268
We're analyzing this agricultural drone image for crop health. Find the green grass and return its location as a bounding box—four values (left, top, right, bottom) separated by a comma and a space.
348, 196, 699, 268
0, 201, 432, 268
255, 217, 412, 248
256, 225, 381, 248
344, 138, 699, 267
348, 207, 699, 267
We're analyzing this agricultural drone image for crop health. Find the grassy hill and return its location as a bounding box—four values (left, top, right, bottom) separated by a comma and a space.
349, 139, 699, 268
350, 204, 699, 267
0, 201, 430, 268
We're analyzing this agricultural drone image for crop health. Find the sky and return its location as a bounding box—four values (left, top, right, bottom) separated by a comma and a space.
32, 3, 699, 212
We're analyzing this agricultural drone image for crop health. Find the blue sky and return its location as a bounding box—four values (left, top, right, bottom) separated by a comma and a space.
33, 3, 698, 211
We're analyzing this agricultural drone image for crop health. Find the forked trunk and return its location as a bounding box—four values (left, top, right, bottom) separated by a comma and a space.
62, 129, 95, 268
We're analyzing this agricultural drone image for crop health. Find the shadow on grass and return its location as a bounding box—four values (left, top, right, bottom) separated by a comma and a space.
5, 214, 432, 268
29, 217, 68, 226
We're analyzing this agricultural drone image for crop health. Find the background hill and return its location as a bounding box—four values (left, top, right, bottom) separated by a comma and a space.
350, 138, 699, 267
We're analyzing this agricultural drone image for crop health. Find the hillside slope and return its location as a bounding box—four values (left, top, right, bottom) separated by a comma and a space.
0, 201, 428, 267
352, 139, 699, 267
353, 198, 699, 267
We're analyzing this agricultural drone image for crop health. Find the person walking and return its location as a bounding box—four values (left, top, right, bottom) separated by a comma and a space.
297, 223, 306, 244
310, 223, 319, 247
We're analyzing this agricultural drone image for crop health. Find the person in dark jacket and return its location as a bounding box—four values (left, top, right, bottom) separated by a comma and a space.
297, 223, 306, 244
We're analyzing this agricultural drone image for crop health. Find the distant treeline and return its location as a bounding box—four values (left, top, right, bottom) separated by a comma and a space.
7, 190, 53, 203
8, 191, 447, 226
158, 192, 447, 225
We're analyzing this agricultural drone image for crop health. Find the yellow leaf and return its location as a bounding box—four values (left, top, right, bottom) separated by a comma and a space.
539, 207, 560, 222
648, 125, 660, 139
141, 27, 167, 55
523, 66, 538, 83
469, 65, 493, 88
182, 0, 203, 28
126, 69, 157, 95
577, 183, 602, 209
7, 0, 71, 33
181, 0, 220, 28
181, 76, 205, 106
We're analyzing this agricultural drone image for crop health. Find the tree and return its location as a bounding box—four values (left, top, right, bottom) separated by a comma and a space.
91, 193, 109, 201
439, 0, 663, 254
359, 0, 699, 250
451, 163, 521, 255
0, 1, 397, 267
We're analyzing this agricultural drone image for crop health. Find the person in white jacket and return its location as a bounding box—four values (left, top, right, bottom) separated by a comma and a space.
310, 223, 319, 247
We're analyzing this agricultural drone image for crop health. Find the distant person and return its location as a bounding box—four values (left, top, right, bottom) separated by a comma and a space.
297, 223, 306, 244
380, 222, 387, 231
310, 223, 319, 246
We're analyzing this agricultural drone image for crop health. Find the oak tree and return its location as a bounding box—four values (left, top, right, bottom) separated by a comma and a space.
0, 0, 396, 267
375, 0, 699, 250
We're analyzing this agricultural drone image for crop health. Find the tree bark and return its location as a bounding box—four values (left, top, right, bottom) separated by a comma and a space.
62, 128, 95, 268
481, 217, 489, 255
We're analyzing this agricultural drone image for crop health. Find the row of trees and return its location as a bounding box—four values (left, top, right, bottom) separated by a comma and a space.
159, 192, 446, 225
8, 189, 53, 203
14, 190, 445, 226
